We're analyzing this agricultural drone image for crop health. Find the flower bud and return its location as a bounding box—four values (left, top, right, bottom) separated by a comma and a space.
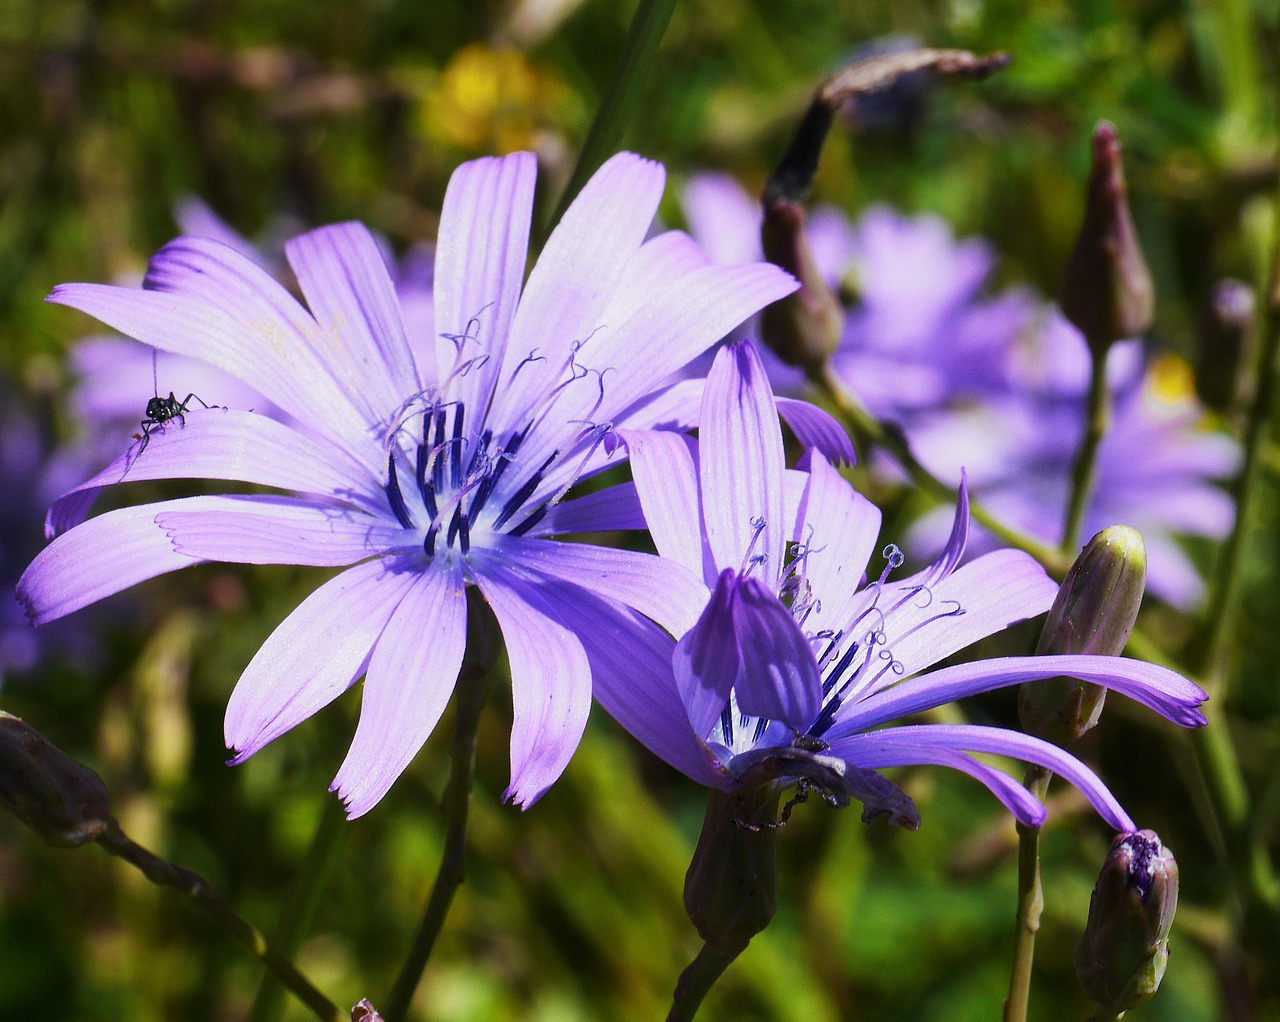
0, 711, 112, 847
1061, 122, 1154, 354
683, 771, 782, 952
758, 196, 846, 374
1019, 526, 1146, 745
1075, 830, 1178, 1013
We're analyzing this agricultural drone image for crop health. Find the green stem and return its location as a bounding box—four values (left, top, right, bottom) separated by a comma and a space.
814, 366, 1072, 576
544, 0, 678, 235
1003, 766, 1052, 1022
1183, 140, 1280, 914
248, 795, 350, 1022
1062, 350, 1111, 554
382, 666, 491, 1022
97, 821, 340, 1022
666, 941, 747, 1022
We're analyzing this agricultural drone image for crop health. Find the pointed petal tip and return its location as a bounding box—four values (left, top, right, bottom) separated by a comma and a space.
328, 779, 379, 820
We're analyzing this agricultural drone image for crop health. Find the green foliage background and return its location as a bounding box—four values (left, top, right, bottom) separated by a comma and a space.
0, 0, 1277, 1019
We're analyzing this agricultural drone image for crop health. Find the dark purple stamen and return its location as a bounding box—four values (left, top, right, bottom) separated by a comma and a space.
385, 451, 413, 529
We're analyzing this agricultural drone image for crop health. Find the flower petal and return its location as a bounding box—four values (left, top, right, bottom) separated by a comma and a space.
225, 555, 420, 760
50, 243, 376, 464
529, 580, 726, 788
18, 498, 209, 625
701, 340, 786, 583
524, 482, 647, 537
777, 397, 856, 467
487, 152, 666, 440
156, 495, 410, 566
673, 568, 741, 739
46, 409, 380, 537
472, 559, 592, 807
831, 724, 1135, 831
330, 560, 467, 818
836, 737, 1048, 828
826, 654, 1208, 738
497, 535, 708, 638
792, 452, 881, 633
731, 576, 822, 730
505, 262, 798, 508
431, 153, 536, 416
619, 428, 708, 579
602, 229, 714, 327
285, 222, 423, 429
839, 549, 1056, 695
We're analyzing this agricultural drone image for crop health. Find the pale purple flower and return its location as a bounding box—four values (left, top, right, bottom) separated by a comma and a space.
680, 176, 1032, 418
905, 310, 1241, 609
19, 151, 797, 816
605, 340, 1207, 829
830, 205, 1034, 419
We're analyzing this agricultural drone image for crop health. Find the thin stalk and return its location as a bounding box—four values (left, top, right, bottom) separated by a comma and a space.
1003, 766, 1052, 1022
1062, 351, 1111, 553
1184, 137, 1280, 913
666, 941, 747, 1022
813, 365, 1071, 575
97, 821, 340, 1022
382, 667, 491, 1022
248, 795, 350, 1022
544, 0, 678, 235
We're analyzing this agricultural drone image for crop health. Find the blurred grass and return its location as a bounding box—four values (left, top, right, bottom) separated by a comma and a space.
1, 0, 1278, 1019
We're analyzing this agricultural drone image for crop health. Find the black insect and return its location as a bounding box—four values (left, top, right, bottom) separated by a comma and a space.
132, 392, 217, 455
128, 351, 224, 460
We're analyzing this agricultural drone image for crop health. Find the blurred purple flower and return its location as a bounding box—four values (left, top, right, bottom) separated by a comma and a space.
904, 311, 1240, 609
830, 205, 1034, 419
1, 393, 98, 687
19, 151, 797, 816
606, 340, 1207, 829
680, 175, 1032, 417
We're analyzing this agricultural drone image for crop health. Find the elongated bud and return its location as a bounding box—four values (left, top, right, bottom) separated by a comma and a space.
683, 769, 782, 952
759, 197, 846, 373
0, 711, 112, 847
1019, 526, 1146, 745
1075, 830, 1178, 1013
1061, 122, 1154, 354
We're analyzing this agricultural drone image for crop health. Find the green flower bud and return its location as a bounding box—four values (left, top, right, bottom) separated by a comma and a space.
1075, 830, 1179, 1013
0, 711, 112, 847
758, 196, 846, 374
1061, 122, 1154, 354
1019, 526, 1147, 745
683, 769, 782, 952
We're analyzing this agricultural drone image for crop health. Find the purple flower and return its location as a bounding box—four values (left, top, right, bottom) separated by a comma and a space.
19, 152, 798, 817
904, 311, 1241, 609
680, 175, 1032, 417
830, 205, 1034, 419
1, 393, 99, 688
606, 339, 1207, 829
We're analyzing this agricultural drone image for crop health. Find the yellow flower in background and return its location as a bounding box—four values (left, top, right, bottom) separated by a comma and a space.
423, 43, 578, 154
